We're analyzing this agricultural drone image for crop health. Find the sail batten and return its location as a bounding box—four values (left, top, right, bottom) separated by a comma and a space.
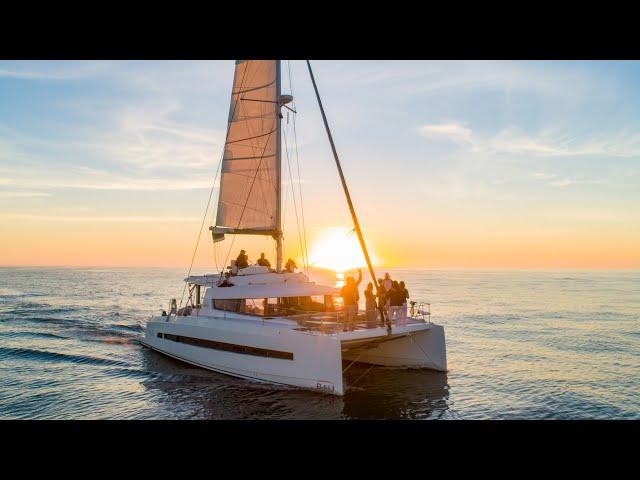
215, 60, 280, 232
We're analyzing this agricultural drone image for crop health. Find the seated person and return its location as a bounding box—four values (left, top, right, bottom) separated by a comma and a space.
236, 250, 249, 269
284, 258, 297, 273
256, 252, 271, 268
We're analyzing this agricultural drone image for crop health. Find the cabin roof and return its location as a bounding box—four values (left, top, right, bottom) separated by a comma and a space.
204, 282, 338, 300
188, 269, 314, 287
187, 269, 338, 299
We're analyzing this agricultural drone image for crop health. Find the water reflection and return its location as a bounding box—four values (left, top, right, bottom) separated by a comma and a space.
140, 346, 449, 419
140, 347, 346, 419
343, 365, 450, 419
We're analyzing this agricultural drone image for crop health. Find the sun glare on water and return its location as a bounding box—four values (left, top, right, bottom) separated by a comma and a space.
307, 227, 380, 274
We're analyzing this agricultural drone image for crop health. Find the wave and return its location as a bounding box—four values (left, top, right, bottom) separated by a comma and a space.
0, 314, 143, 338
110, 323, 144, 332
0, 331, 70, 340
83, 336, 138, 345
101, 367, 155, 380
1, 306, 79, 318
0, 346, 132, 368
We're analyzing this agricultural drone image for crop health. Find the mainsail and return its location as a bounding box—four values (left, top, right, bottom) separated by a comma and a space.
214, 60, 281, 234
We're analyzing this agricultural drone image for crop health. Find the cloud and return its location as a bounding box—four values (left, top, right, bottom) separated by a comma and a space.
548, 179, 572, 187
319, 61, 597, 101
0, 98, 225, 191
0, 61, 231, 92
418, 123, 640, 159
483, 129, 570, 155
481, 127, 640, 158
531, 172, 557, 180
0, 213, 200, 223
417, 123, 473, 144
0, 165, 216, 191
0, 191, 51, 198
0, 67, 86, 81
0, 61, 232, 197
530, 172, 572, 187
542, 207, 640, 223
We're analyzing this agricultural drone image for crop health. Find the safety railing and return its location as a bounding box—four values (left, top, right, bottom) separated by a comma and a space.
409, 301, 431, 323
159, 300, 433, 328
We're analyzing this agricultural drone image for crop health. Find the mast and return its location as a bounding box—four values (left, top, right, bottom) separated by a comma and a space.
306, 60, 390, 331
275, 60, 283, 272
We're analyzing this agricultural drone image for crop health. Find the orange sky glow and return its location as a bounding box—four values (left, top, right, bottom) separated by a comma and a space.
2, 217, 639, 269
2, 60, 639, 270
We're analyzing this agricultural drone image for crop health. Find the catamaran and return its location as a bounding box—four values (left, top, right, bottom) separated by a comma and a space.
140, 60, 447, 395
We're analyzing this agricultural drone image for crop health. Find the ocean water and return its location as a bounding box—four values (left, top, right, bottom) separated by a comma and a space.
0, 266, 638, 420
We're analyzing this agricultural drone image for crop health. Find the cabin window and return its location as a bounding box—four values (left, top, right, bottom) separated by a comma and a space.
212, 296, 337, 317
243, 298, 266, 316
213, 299, 243, 313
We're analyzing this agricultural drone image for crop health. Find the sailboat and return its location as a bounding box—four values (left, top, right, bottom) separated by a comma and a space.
140, 60, 447, 395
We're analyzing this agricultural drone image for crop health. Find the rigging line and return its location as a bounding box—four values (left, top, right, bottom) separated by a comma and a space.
240, 97, 279, 104
408, 332, 438, 367
283, 125, 306, 274
287, 60, 310, 275
233, 79, 276, 95
282, 123, 304, 264
281, 133, 290, 252
217, 199, 273, 213
178, 152, 223, 310
211, 158, 224, 272
281, 115, 297, 254
351, 363, 376, 387
342, 346, 369, 374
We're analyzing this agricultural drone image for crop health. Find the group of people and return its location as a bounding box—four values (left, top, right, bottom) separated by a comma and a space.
233, 250, 409, 331
232, 250, 297, 274
341, 270, 410, 331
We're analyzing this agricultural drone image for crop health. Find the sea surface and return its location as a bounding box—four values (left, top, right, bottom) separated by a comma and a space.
0, 267, 638, 419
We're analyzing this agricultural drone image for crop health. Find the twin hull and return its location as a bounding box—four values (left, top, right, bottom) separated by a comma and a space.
142, 317, 447, 396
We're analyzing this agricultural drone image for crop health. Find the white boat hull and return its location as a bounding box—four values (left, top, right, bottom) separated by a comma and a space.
141, 315, 447, 396
141, 316, 345, 395
342, 324, 447, 371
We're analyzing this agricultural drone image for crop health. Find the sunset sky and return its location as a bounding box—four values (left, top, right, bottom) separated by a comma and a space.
1, 60, 639, 269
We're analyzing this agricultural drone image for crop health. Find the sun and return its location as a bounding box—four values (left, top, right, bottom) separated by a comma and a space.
307, 227, 380, 273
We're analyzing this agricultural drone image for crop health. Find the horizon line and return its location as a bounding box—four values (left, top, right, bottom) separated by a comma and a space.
1, 264, 639, 271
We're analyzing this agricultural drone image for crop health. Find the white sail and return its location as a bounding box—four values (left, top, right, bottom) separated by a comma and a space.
215, 60, 280, 233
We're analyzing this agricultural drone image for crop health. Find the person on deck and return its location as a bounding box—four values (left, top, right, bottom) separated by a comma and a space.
377, 277, 387, 325
388, 280, 403, 324
398, 280, 409, 324
284, 258, 297, 273
364, 282, 378, 328
229, 260, 238, 275
340, 269, 362, 332
235, 250, 249, 269
382, 273, 393, 313
257, 252, 271, 269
